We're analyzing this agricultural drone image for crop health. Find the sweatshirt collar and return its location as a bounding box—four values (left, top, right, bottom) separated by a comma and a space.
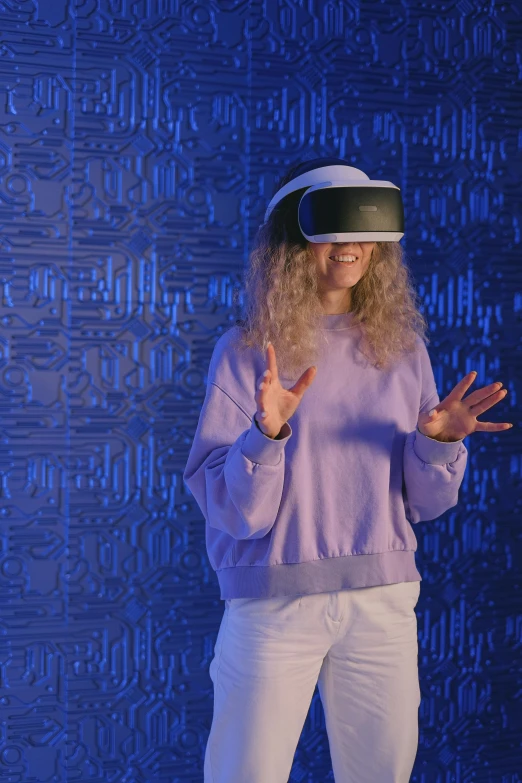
319, 313, 357, 330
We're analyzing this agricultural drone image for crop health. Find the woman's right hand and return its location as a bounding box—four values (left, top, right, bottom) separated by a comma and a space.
254, 343, 317, 439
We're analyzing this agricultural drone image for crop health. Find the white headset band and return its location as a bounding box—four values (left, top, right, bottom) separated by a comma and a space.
263, 165, 371, 224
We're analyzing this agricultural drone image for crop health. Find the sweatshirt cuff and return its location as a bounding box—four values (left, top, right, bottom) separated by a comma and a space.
414, 426, 465, 465
241, 418, 292, 466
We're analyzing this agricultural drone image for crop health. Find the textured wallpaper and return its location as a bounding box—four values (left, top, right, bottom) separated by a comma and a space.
0, 1, 520, 781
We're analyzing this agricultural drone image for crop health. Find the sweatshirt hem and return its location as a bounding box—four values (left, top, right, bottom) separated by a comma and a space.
216, 549, 421, 600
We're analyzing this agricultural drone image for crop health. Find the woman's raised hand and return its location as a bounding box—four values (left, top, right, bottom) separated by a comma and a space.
254, 343, 317, 439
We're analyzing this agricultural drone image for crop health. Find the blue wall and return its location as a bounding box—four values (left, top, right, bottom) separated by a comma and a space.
1, 1, 520, 781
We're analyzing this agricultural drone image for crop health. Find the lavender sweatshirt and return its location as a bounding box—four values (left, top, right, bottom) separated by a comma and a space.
182, 313, 468, 601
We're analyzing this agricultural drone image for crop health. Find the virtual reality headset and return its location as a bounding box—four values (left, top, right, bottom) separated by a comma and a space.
263, 164, 404, 243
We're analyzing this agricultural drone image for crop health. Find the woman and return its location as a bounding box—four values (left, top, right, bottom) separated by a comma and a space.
183, 157, 512, 783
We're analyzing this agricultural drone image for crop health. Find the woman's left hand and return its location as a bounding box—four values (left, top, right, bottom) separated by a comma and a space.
417, 372, 513, 443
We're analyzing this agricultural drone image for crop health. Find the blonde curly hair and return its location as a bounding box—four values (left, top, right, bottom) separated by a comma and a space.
232, 158, 430, 378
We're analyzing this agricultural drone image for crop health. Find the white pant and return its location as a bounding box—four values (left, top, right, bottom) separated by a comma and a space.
205, 581, 421, 783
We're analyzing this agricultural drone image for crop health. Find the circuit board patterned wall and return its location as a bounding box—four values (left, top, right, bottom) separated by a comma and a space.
0, 1, 520, 781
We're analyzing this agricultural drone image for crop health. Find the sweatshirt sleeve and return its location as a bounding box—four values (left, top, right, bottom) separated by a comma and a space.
182, 374, 292, 541
402, 340, 468, 524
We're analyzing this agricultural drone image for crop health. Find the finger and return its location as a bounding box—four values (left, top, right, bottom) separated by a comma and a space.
267, 342, 279, 382
465, 380, 504, 407
290, 366, 316, 398
255, 371, 270, 415
474, 421, 513, 432
444, 371, 478, 403
256, 371, 270, 391
469, 387, 508, 417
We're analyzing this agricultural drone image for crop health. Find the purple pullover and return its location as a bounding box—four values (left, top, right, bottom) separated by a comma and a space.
183, 313, 468, 601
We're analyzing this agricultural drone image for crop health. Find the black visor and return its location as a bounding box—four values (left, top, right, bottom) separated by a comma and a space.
298, 185, 404, 243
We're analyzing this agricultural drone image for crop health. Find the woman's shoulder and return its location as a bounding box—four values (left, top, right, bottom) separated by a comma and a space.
210, 322, 255, 370
214, 321, 245, 351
